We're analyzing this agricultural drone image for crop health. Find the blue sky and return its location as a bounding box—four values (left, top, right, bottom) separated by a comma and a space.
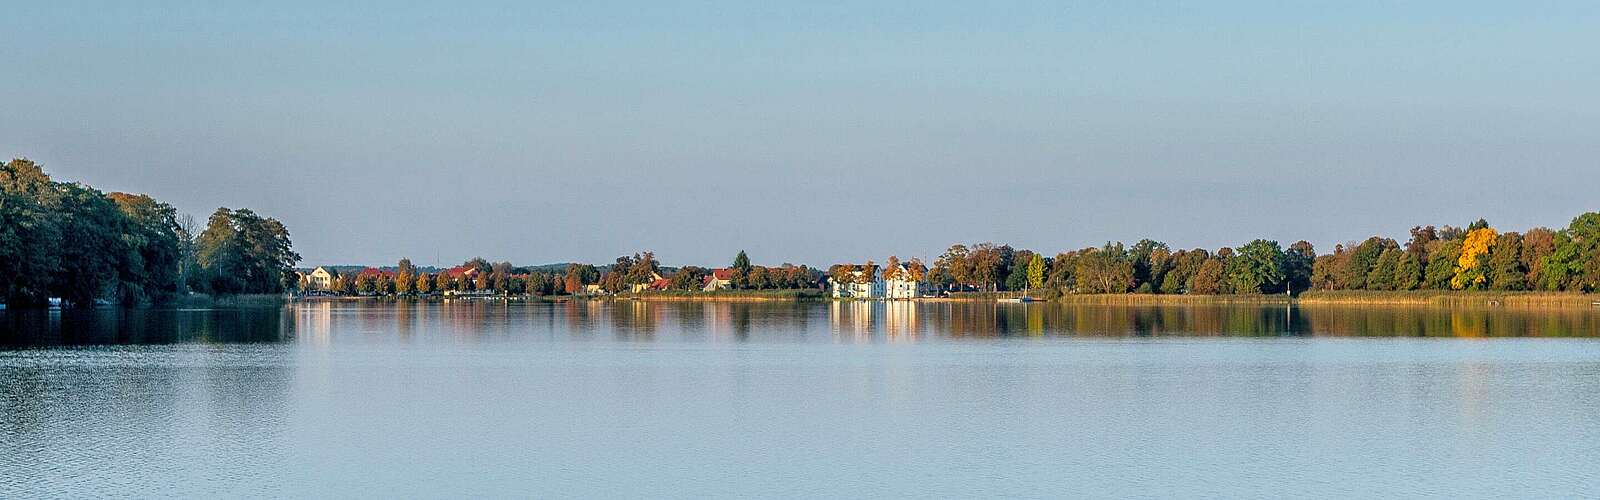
4, 1, 1597, 267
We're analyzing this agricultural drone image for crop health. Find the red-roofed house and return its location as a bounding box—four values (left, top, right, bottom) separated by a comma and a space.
703, 268, 736, 291
443, 266, 479, 278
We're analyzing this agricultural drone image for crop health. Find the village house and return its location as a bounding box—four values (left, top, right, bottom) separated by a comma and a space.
702, 268, 736, 291
829, 262, 930, 299
828, 266, 883, 298
881, 262, 931, 299
629, 272, 669, 293
299, 267, 339, 291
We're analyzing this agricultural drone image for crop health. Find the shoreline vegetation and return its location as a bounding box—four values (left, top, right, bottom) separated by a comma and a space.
282, 290, 1598, 309
4, 157, 1599, 310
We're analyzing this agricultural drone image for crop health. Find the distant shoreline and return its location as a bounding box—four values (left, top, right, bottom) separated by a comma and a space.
278, 290, 1598, 308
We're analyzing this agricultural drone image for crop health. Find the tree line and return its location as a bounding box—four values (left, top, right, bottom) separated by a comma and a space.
311, 250, 824, 297
908, 213, 1600, 295
2, 158, 300, 307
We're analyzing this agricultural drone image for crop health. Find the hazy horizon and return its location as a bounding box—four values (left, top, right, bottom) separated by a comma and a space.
6, 2, 1597, 268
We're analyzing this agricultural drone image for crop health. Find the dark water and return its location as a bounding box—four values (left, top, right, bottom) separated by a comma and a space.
4, 300, 1600, 498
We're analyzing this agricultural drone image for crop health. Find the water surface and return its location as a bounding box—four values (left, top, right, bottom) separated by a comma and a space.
4, 300, 1600, 498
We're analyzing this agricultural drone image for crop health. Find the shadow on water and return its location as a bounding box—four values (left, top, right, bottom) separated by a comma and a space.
0, 305, 295, 347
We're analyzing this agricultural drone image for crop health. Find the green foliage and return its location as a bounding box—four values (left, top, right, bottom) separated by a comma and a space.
1393, 251, 1423, 291
1, 158, 198, 306
1423, 240, 1462, 290
1225, 239, 1286, 294
1365, 249, 1399, 291
1487, 232, 1526, 290
1075, 243, 1134, 294
1283, 241, 1315, 294
193, 207, 300, 295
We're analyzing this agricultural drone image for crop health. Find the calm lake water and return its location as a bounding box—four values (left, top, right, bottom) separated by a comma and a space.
4, 300, 1600, 498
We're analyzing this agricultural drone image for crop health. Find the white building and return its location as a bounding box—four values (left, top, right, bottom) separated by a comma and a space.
830, 262, 931, 299
305, 267, 337, 290
829, 268, 884, 298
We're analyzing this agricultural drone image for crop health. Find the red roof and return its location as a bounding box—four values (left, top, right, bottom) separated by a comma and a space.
444, 266, 479, 277
710, 268, 735, 280
649, 278, 671, 290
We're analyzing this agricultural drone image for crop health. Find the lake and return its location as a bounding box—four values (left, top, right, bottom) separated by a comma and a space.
4, 300, 1600, 498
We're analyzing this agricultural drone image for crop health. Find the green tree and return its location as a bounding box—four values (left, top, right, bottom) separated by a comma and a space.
1487, 232, 1526, 290
1226, 239, 1286, 294
1365, 249, 1400, 291
1128, 239, 1169, 291
1075, 243, 1134, 294
194, 208, 300, 295
733, 250, 751, 272
1538, 213, 1600, 292
1394, 251, 1423, 291
1423, 240, 1462, 290
0, 159, 62, 305
1284, 241, 1315, 294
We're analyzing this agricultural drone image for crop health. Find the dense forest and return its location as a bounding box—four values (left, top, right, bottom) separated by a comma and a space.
1, 158, 300, 307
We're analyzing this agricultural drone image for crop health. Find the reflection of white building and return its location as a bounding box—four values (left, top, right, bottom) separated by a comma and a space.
882, 301, 920, 341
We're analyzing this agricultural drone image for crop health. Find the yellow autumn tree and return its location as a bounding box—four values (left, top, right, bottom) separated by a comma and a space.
882, 256, 902, 281
1450, 227, 1497, 289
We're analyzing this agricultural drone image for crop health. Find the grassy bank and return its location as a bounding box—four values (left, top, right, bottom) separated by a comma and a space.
1047, 294, 1296, 305
1296, 291, 1596, 308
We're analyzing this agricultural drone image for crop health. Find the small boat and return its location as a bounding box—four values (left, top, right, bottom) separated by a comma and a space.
997, 297, 1036, 303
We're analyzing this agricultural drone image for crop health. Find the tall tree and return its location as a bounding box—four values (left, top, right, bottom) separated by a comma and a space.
1487, 232, 1526, 290
1188, 258, 1226, 295
194, 207, 300, 295
108, 193, 184, 304
1284, 241, 1316, 294
1226, 239, 1286, 294
1026, 253, 1046, 290
1075, 243, 1134, 294
1451, 227, 1497, 290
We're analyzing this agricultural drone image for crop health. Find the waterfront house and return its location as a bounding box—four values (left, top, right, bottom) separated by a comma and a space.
881, 262, 931, 299
829, 262, 929, 299
829, 265, 883, 298
630, 272, 668, 293
702, 269, 736, 291
305, 267, 338, 291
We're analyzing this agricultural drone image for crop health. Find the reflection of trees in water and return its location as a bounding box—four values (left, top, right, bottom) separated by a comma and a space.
1, 306, 295, 346
871, 302, 1599, 339
1302, 305, 1600, 338
607, 300, 661, 338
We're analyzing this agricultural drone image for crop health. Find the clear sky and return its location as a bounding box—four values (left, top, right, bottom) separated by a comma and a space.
5, 1, 1597, 268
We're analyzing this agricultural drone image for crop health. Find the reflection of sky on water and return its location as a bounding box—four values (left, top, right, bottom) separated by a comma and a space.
4, 301, 1600, 498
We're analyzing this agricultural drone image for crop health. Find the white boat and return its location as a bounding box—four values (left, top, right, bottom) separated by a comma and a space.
997, 297, 1035, 303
